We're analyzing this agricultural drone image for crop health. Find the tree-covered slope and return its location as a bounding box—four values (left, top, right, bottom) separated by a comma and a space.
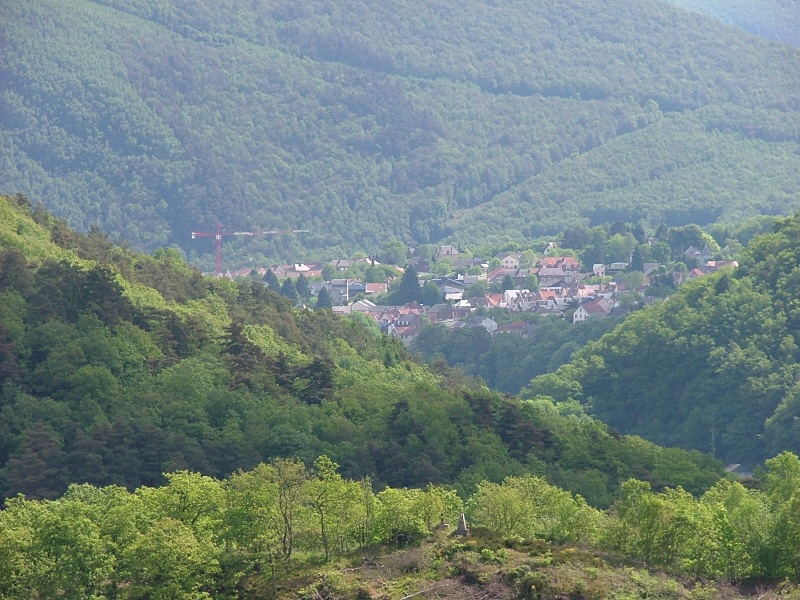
665, 0, 800, 47
413, 316, 619, 395
0, 195, 724, 506
1, 0, 799, 267
528, 210, 800, 468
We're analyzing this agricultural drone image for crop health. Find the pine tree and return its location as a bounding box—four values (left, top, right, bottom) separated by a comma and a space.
263, 269, 280, 289
296, 273, 310, 300
393, 266, 420, 304
316, 286, 333, 310
280, 278, 298, 300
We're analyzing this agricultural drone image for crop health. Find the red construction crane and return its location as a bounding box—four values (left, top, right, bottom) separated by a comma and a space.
191, 224, 309, 276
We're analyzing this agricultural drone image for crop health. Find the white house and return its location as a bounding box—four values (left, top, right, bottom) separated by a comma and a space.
573, 298, 613, 323
496, 253, 521, 270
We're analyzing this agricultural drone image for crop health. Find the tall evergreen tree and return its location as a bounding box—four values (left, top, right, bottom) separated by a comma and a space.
630, 246, 645, 272
316, 286, 333, 310
296, 273, 310, 300
393, 266, 420, 304
280, 278, 298, 300
263, 269, 280, 290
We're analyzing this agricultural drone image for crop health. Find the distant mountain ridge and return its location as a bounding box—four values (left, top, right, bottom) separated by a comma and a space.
1, 0, 799, 269
664, 0, 800, 47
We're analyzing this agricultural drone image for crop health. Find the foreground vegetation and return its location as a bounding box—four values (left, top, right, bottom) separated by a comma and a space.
5, 452, 800, 598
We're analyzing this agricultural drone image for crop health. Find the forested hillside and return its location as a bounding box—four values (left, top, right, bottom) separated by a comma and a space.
665, 0, 800, 47
0, 195, 724, 507
2, 0, 800, 268
414, 317, 619, 395
529, 211, 800, 468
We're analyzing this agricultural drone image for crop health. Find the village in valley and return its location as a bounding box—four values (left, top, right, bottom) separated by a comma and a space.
219, 242, 738, 346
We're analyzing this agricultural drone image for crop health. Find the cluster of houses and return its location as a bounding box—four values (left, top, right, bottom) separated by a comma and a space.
222, 244, 737, 347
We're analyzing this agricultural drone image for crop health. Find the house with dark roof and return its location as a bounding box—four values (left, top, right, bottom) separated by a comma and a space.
495, 321, 528, 335
572, 298, 613, 323
437, 245, 460, 260
465, 316, 498, 333
684, 245, 713, 265
329, 259, 354, 271
495, 252, 522, 270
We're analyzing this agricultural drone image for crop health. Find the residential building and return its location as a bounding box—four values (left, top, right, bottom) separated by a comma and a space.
536, 256, 581, 286
495, 252, 521, 270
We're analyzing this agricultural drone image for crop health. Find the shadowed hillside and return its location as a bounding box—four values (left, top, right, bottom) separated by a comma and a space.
1, 0, 799, 269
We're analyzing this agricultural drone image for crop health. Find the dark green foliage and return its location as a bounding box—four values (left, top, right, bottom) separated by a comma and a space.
315, 286, 332, 310
26, 260, 133, 326
0, 248, 33, 294
419, 281, 442, 307
529, 211, 800, 466
263, 269, 280, 289
2, 0, 800, 268
389, 266, 420, 305
295, 273, 310, 300
280, 277, 298, 300
2, 423, 68, 499
223, 321, 266, 391
413, 318, 617, 394
0, 197, 725, 506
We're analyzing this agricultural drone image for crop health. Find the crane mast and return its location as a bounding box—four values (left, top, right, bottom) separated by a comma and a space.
191, 224, 308, 276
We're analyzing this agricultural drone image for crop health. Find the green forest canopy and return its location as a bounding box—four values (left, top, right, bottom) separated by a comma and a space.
5, 451, 800, 598
1, 0, 799, 269
0, 194, 724, 508
524, 210, 800, 468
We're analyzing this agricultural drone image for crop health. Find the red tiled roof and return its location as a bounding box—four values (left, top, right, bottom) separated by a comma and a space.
496, 322, 527, 333
538, 256, 580, 269
486, 293, 502, 306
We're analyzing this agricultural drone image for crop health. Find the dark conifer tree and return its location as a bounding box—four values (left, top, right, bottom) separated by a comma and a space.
280, 277, 298, 300
263, 269, 280, 289
296, 273, 310, 300
393, 266, 420, 304
630, 246, 645, 272
316, 286, 333, 310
